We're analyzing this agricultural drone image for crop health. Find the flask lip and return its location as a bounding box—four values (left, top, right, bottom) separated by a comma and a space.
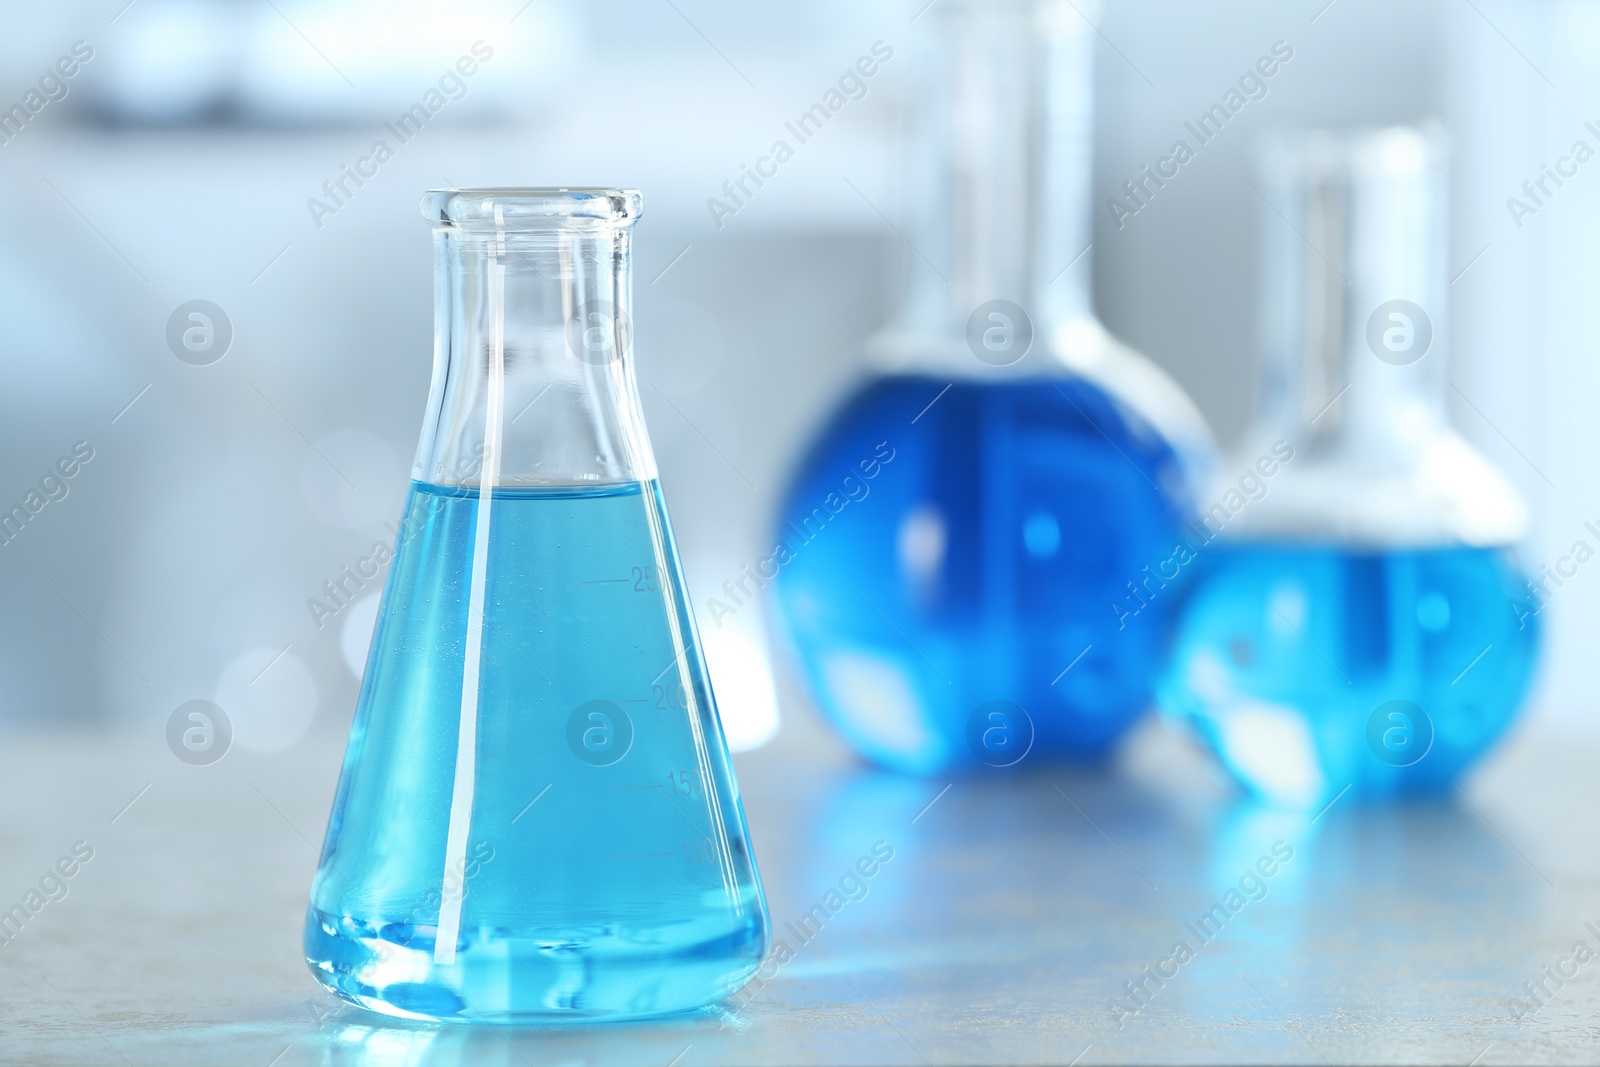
1254, 123, 1447, 186
421, 188, 643, 229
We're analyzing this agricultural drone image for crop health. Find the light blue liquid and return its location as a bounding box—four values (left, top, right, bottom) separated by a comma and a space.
771, 374, 1191, 773
1158, 543, 1540, 806
305, 480, 768, 1023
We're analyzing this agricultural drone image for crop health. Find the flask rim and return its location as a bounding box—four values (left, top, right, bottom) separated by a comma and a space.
421, 188, 643, 229
1253, 123, 1448, 186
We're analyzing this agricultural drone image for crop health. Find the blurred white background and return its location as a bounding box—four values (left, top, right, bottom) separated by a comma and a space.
0, 0, 1588, 751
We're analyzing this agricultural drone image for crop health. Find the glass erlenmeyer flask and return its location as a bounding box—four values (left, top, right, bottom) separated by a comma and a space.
304, 189, 769, 1023
1157, 129, 1541, 807
769, 0, 1214, 774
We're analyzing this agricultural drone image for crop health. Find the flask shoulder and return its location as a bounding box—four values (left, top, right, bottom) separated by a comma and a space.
1214, 423, 1530, 548
1048, 316, 1219, 483
861, 315, 1220, 496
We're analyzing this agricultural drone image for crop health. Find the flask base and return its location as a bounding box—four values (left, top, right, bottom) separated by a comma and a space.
305, 906, 767, 1024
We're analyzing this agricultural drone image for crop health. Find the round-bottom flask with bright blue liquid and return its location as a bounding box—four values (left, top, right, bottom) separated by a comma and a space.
1157, 127, 1542, 807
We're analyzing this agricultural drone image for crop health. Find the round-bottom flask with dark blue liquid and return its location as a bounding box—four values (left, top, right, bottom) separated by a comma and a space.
768, 0, 1214, 774
775, 368, 1199, 773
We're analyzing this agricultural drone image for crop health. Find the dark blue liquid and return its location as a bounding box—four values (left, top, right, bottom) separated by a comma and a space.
306, 480, 768, 1023
770, 373, 1191, 773
1158, 543, 1540, 806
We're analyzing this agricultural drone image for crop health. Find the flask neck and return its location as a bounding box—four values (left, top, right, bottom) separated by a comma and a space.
899, 0, 1094, 345
1258, 129, 1449, 458
414, 193, 654, 488
1228, 130, 1529, 548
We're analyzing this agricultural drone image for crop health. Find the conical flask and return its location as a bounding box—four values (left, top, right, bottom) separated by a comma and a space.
1157, 129, 1541, 807
769, 0, 1215, 774
304, 189, 769, 1023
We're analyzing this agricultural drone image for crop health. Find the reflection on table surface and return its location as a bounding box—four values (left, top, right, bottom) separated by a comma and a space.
0, 709, 1590, 1066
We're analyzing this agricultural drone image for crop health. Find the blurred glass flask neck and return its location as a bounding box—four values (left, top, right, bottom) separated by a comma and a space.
1258, 128, 1449, 459
1237, 126, 1527, 548
899, 0, 1095, 343
416, 188, 654, 488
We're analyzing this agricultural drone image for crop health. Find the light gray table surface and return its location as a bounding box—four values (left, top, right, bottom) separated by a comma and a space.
0, 709, 1595, 1066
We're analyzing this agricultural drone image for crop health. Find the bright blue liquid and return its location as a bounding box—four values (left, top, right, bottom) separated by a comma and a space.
771, 373, 1191, 773
1158, 543, 1540, 806
305, 480, 768, 1023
